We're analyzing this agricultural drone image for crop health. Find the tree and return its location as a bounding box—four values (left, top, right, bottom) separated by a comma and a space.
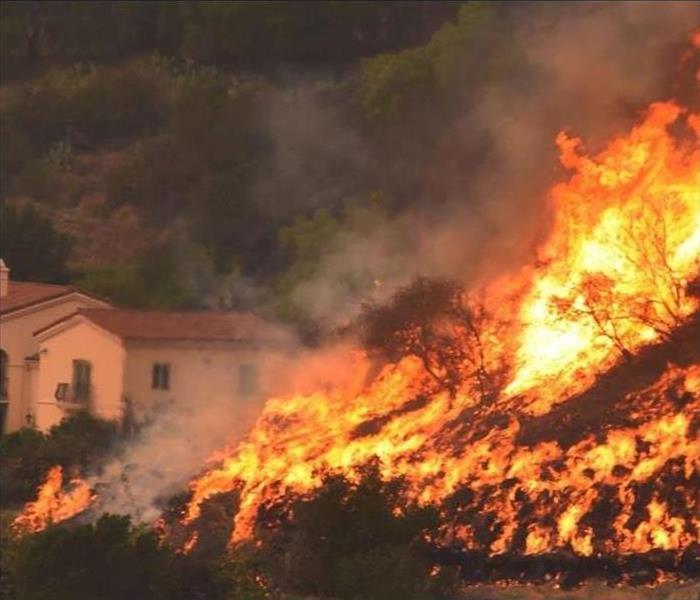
0, 411, 119, 506
360, 2, 500, 123
359, 277, 504, 401
254, 462, 457, 600
0, 202, 72, 283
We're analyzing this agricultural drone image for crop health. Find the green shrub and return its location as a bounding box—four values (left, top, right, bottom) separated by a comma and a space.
6, 514, 226, 600
255, 462, 458, 600
0, 428, 48, 505
11, 159, 65, 201
0, 202, 73, 283
5, 61, 168, 155
73, 245, 192, 309
0, 119, 34, 190
0, 412, 119, 507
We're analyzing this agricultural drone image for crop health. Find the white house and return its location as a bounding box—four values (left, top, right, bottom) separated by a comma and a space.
0, 260, 110, 433
32, 308, 292, 431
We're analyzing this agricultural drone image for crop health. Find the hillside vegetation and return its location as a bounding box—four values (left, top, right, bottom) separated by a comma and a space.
0, 2, 514, 321
2, 2, 694, 332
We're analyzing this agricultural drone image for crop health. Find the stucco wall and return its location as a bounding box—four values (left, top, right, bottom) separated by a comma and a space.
35, 320, 126, 430
0, 295, 107, 432
123, 341, 288, 421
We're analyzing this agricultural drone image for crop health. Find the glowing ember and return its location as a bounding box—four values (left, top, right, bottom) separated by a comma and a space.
12, 466, 94, 535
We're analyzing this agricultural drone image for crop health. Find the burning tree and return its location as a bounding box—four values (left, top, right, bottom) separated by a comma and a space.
359, 277, 507, 402
12, 95, 700, 591
550, 194, 700, 362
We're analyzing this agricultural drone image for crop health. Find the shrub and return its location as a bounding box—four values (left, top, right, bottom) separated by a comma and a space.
0, 411, 119, 507
0, 202, 73, 283
0, 428, 48, 505
5, 61, 168, 156
0, 118, 34, 190
255, 462, 457, 600
6, 514, 226, 600
73, 244, 192, 309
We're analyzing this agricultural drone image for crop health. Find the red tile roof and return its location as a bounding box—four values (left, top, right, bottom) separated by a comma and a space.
69, 308, 289, 343
1, 281, 77, 315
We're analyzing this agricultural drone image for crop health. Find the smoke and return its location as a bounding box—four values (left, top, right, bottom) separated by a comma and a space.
81, 1, 700, 522
254, 81, 371, 220
278, 1, 700, 327
93, 392, 260, 522
90, 339, 367, 521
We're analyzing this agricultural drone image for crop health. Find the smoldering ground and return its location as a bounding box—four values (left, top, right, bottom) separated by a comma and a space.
459, 580, 700, 600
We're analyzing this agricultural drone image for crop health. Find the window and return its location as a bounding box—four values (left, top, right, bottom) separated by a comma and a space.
0, 350, 7, 401
72, 359, 92, 402
152, 363, 170, 390
238, 363, 259, 397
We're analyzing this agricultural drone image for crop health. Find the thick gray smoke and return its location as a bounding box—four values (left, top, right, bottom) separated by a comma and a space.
284, 1, 700, 326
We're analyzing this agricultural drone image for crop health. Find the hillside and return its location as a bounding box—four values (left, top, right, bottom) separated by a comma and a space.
2, 2, 698, 326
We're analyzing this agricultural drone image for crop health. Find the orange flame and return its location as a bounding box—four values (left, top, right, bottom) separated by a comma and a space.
12, 466, 94, 535
13, 45, 700, 571
182, 99, 699, 558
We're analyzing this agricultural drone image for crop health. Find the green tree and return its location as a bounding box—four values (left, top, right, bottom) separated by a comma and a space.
0, 411, 119, 506
361, 46, 435, 121
255, 462, 457, 600
0, 202, 72, 283
360, 2, 503, 123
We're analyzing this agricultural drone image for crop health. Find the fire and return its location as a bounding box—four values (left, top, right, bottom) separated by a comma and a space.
12, 466, 94, 535
13, 88, 700, 582
179, 98, 699, 562
505, 101, 699, 413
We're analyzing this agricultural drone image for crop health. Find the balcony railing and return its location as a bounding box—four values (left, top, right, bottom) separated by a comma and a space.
54, 383, 92, 406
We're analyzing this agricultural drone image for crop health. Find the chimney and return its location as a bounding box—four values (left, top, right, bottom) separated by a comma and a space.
0, 259, 9, 298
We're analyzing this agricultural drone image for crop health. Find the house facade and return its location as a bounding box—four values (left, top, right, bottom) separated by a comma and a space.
0, 260, 110, 433
33, 309, 292, 431
1, 260, 293, 434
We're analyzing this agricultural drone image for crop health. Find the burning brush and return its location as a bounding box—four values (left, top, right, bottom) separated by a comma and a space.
12, 64, 700, 593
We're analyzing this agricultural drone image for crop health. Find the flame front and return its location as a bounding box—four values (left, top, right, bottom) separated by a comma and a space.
12, 96, 700, 573
183, 99, 700, 560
